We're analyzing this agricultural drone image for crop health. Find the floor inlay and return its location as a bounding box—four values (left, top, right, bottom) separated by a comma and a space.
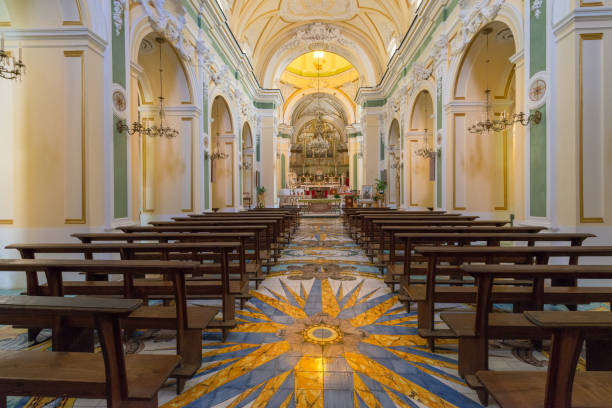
3, 217, 570, 407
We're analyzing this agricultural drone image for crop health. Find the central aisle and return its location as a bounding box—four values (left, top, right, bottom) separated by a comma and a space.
162, 217, 485, 408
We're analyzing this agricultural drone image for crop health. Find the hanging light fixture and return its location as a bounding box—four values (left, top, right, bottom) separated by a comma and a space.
208, 140, 229, 161
416, 96, 435, 158
0, 33, 26, 80
468, 28, 541, 135
307, 52, 331, 158
117, 37, 179, 138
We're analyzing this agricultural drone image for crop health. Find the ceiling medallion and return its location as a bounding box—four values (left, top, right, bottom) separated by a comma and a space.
280, 0, 358, 22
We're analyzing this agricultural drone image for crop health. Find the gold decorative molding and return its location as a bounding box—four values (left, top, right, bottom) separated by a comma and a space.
64, 50, 87, 224
181, 117, 194, 212
0, 22, 11, 27
0, 220, 13, 225
580, 1, 604, 6
495, 68, 515, 100
452, 113, 467, 211
409, 140, 418, 207
494, 127, 508, 211
142, 117, 155, 213
579, 33, 604, 223
62, 0, 83, 26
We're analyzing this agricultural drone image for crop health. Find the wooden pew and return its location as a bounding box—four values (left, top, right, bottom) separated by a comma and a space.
384, 232, 595, 290
478, 310, 612, 408
0, 257, 231, 392
148, 220, 283, 260
442, 264, 612, 399
175, 214, 294, 242
0, 295, 179, 408
377, 225, 548, 277
70, 232, 265, 287
6, 242, 246, 328
359, 215, 479, 250
190, 210, 300, 234
410, 246, 612, 349
118, 225, 274, 271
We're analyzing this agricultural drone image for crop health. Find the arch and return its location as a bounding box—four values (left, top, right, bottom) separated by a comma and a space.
260, 25, 379, 88
447, 20, 518, 214
387, 119, 401, 206
283, 88, 356, 125
211, 96, 237, 209
241, 121, 254, 207
405, 90, 435, 210
446, 3, 523, 101
409, 90, 434, 131
129, 12, 197, 104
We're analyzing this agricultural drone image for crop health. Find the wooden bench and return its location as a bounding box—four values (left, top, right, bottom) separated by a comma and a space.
478, 310, 612, 408
118, 225, 274, 271
357, 220, 511, 250
0, 258, 225, 392
0, 295, 179, 407
147, 220, 284, 261
164, 217, 288, 244
6, 242, 245, 330
70, 232, 265, 287
384, 232, 594, 289
441, 264, 612, 403
376, 226, 548, 274
410, 246, 612, 349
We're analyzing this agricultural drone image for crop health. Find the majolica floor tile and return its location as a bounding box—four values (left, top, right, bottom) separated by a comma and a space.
4, 217, 601, 407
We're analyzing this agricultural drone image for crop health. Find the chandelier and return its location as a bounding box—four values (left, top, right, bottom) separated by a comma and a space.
416, 99, 435, 158
306, 52, 331, 157
0, 33, 25, 80
308, 132, 330, 156
469, 28, 541, 135
117, 37, 179, 138
207, 140, 229, 161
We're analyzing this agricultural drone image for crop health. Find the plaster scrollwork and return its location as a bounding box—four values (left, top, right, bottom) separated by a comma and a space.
450, 0, 505, 57
531, 0, 543, 19
407, 62, 433, 97
136, 0, 194, 62
279, 22, 356, 53
113, 0, 127, 36
429, 34, 448, 66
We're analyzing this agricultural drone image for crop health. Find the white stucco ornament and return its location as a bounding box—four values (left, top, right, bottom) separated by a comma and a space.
531, 0, 543, 19
112, 0, 126, 36
136, 0, 194, 62
280, 23, 356, 53
450, 0, 505, 56
407, 62, 433, 97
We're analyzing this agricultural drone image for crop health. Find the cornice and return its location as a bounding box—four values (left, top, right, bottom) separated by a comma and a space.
553, 7, 612, 42
2, 27, 107, 57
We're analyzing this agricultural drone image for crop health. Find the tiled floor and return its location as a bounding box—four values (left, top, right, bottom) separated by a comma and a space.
2, 218, 565, 408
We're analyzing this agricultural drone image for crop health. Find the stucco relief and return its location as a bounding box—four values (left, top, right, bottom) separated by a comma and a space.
280, 0, 358, 22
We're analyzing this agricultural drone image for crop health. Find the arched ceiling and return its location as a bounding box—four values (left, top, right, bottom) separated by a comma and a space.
223, 0, 416, 86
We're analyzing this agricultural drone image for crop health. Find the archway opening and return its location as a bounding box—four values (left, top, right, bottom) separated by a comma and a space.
211, 96, 235, 209
387, 119, 401, 206
452, 22, 516, 213
133, 33, 192, 220
241, 122, 254, 208
408, 90, 435, 208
